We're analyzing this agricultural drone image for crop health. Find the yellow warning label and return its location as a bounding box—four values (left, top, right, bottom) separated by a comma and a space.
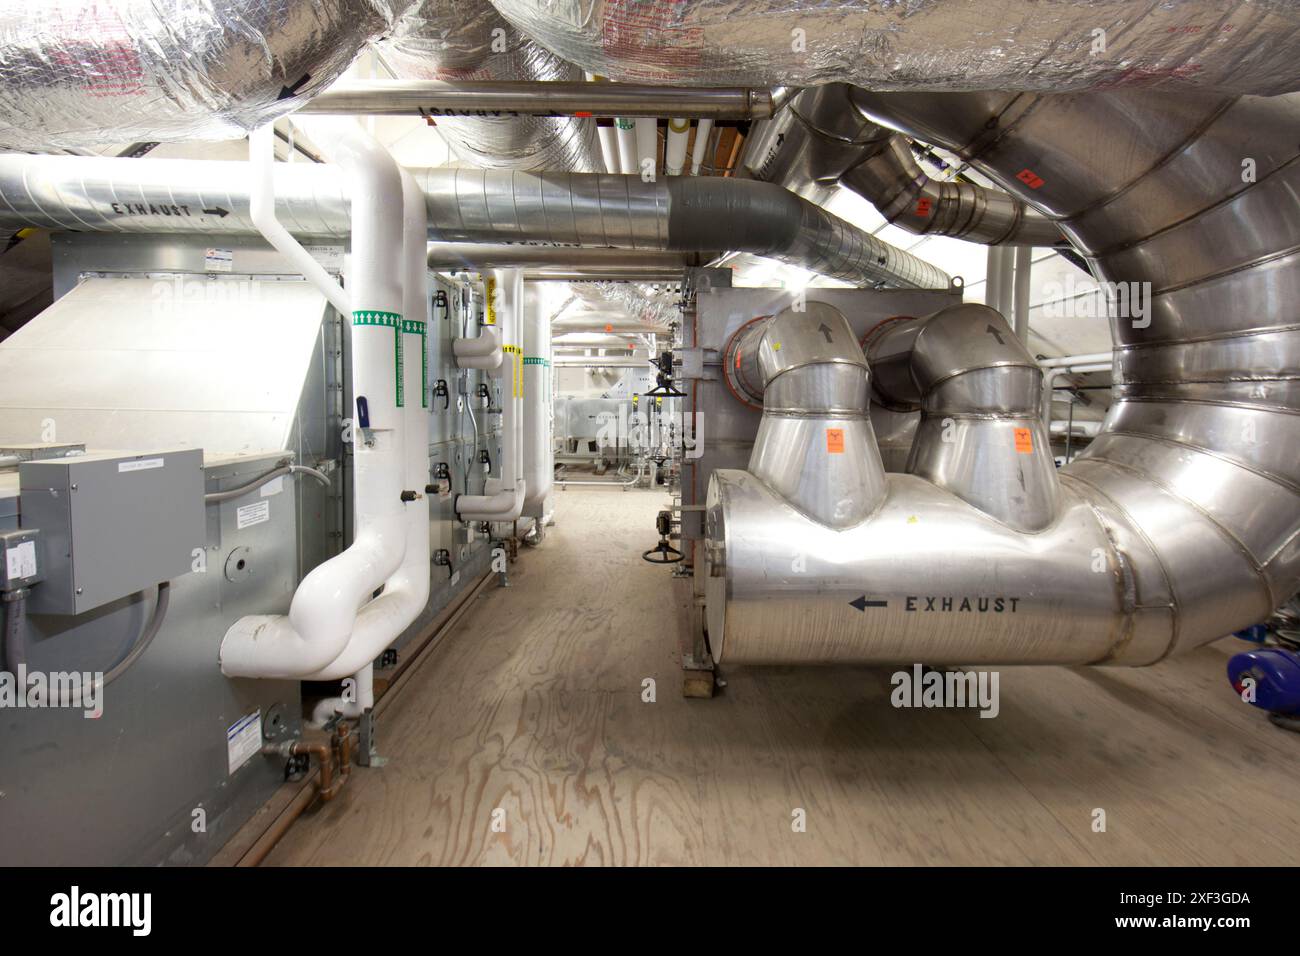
826, 428, 845, 454
485, 277, 497, 326
1014, 427, 1033, 453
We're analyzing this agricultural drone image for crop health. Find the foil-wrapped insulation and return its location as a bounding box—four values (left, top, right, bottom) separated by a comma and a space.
0, 0, 411, 150
577, 281, 679, 330
379, 0, 601, 170
488, 0, 1300, 95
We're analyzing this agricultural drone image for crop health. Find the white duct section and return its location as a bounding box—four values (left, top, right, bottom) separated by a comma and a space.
522, 282, 553, 516
690, 118, 713, 175
615, 119, 637, 174
489, 0, 1300, 94
597, 125, 620, 174
379, 0, 601, 171
665, 119, 690, 176
457, 268, 526, 521
0, 0, 409, 150
635, 117, 658, 177
220, 118, 426, 680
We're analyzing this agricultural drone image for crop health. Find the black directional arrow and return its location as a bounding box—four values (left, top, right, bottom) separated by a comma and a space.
278, 72, 312, 100
202, 206, 230, 218
817, 322, 834, 343
986, 324, 1005, 345
850, 595, 888, 612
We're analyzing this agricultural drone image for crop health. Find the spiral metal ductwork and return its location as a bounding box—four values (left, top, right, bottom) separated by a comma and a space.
0, 0, 410, 150
488, 0, 1300, 94
378, 0, 601, 171
706, 88, 1300, 666
0, 156, 950, 289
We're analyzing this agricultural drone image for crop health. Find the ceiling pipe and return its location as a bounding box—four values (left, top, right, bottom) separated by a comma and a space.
426, 244, 718, 273
0, 157, 950, 289
301, 80, 781, 120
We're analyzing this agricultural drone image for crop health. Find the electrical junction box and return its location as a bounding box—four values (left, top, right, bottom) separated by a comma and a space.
0, 528, 42, 591
19, 449, 205, 615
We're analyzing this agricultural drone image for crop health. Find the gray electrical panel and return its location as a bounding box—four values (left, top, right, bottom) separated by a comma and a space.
19, 449, 205, 615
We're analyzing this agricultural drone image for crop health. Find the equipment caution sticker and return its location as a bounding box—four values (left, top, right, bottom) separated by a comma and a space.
826, 428, 845, 454
226, 710, 262, 775
236, 499, 270, 529
1014, 428, 1033, 453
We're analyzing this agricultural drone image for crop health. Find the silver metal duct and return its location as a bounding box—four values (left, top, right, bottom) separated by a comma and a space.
0, 0, 409, 150
378, 0, 601, 171
300, 79, 779, 120
707, 88, 1300, 666
0, 155, 950, 289
744, 85, 1062, 246
489, 0, 1300, 95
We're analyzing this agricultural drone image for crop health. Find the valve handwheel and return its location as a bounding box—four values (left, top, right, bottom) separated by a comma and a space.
642, 509, 684, 564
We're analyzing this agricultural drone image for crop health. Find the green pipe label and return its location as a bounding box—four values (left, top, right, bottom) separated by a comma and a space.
401, 319, 428, 409
523, 356, 550, 366
352, 311, 404, 407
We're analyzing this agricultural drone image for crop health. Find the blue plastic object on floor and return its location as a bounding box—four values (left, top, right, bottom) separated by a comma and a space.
1228, 647, 1300, 714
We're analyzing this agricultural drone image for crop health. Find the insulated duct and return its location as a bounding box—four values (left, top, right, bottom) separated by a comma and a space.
748, 83, 1060, 247
707, 88, 1300, 666
0, 0, 410, 150
745, 85, 1063, 246
0, 157, 951, 289
379, 0, 601, 171
489, 0, 1300, 95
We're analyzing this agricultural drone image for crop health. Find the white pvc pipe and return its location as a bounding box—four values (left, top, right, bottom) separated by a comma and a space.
597, 124, 620, 175
635, 117, 658, 179
1039, 352, 1113, 368
248, 125, 351, 318
222, 118, 410, 679
665, 118, 690, 176
689, 118, 714, 175
615, 118, 637, 174
304, 168, 433, 682
1041, 362, 1109, 424
309, 662, 375, 727
522, 281, 553, 515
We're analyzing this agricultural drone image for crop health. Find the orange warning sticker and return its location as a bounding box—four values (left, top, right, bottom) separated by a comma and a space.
1014, 427, 1033, 453
826, 428, 845, 454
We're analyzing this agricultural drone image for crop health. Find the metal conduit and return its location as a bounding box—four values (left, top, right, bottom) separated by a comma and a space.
301, 79, 780, 120
0, 156, 951, 290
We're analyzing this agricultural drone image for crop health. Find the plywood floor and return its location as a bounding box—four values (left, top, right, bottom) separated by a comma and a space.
264, 487, 1300, 866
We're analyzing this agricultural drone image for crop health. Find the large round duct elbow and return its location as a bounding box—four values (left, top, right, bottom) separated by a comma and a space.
489, 0, 1300, 95
0, 0, 411, 150
379, 0, 601, 171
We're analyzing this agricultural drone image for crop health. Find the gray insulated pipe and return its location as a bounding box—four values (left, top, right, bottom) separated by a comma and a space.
705, 89, 1300, 667
0, 0, 409, 150
377, 0, 602, 171
0, 157, 951, 289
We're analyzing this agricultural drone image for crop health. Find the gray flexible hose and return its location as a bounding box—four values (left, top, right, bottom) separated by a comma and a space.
205, 461, 331, 504
2, 592, 24, 672
54, 582, 170, 706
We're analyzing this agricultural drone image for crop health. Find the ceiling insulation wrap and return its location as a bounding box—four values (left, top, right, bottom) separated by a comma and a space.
488, 0, 1300, 94
0, 0, 411, 150
379, 0, 602, 171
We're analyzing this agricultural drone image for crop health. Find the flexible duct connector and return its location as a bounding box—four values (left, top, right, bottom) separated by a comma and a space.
0, 157, 950, 289
0, 0, 409, 150
577, 281, 679, 331
379, 0, 601, 171
745, 85, 1061, 246
707, 89, 1300, 666
490, 0, 1300, 95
